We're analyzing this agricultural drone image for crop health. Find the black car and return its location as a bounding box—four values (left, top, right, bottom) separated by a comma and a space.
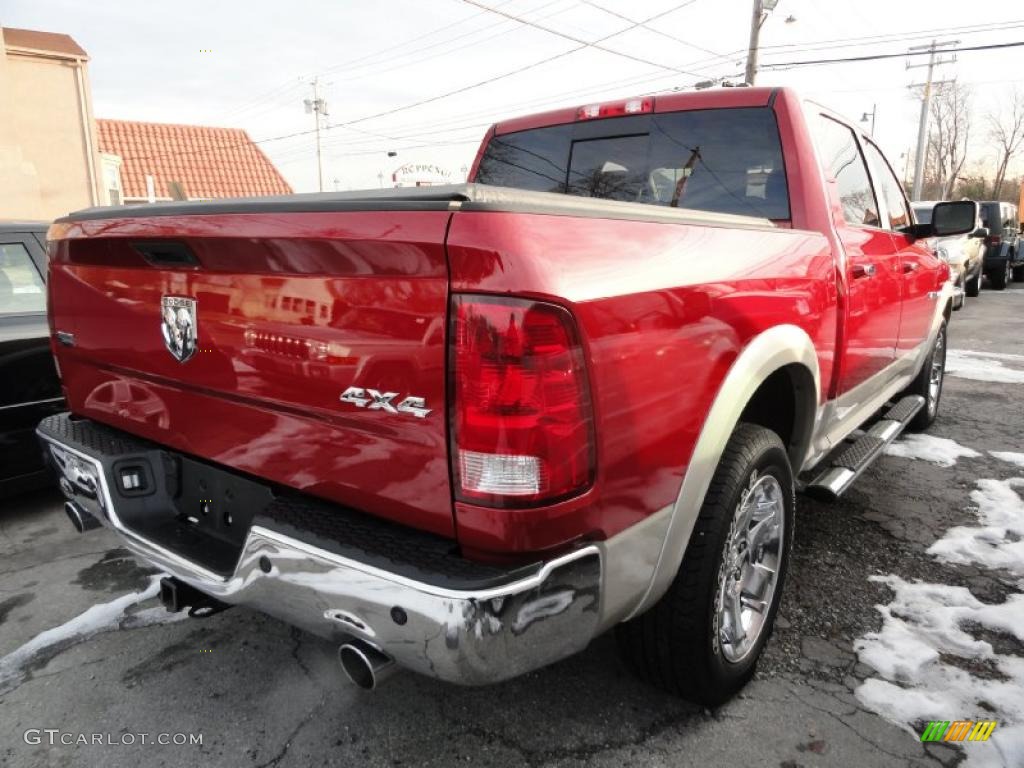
0, 222, 64, 496
980, 201, 1023, 289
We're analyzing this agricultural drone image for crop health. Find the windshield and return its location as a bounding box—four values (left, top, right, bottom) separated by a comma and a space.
475, 107, 790, 220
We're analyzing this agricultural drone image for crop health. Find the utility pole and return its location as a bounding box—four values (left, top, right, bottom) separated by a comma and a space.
744, 0, 780, 86
304, 77, 328, 193
907, 40, 958, 201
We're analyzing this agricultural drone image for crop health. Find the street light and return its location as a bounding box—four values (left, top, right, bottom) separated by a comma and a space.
861, 105, 877, 136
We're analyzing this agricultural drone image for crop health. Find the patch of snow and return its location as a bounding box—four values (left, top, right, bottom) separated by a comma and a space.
951, 351, 1024, 362
928, 478, 1024, 577
946, 350, 1024, 384
855, 576, 1024, 767
992, 451, 1024, 469
0, 575, 185, 690
855, 475, 1024, 763
884, 434, 981, 467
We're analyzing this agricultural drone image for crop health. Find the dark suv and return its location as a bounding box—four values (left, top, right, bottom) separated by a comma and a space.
980, 201, 1022, 289
0, 221, 64, 496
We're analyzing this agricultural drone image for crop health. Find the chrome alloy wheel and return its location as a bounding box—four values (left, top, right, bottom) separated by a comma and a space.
928, 327, 946, 417
716, 472, 785, 663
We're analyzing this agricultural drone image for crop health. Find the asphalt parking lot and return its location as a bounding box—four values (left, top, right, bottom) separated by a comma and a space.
2, 284, 1022, 768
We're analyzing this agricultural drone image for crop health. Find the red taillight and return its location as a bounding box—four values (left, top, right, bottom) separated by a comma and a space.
986, 235, 1001, 247
576, 97, 653, 121
450, 295, 595, 507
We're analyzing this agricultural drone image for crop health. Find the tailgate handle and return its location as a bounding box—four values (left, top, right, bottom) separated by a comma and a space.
132, 241, 200, 268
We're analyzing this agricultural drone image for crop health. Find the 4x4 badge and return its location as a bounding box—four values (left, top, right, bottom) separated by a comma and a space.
340, 387, 431, 419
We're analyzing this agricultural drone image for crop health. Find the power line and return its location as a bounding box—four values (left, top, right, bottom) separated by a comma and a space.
651, 18, 1024, 78
460, 0, 704, 76
758, 40, 1024, 69
125, 0, 698, 163
577, 0, 721, 58
125, 10, 1024, 167
222, 2, 507, 117
323, 0, 575, 87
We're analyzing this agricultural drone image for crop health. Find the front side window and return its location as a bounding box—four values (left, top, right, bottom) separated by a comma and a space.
475, 107, 790, 219
864, 141, 912, 230
0, 242, 46, 315
811, 115, 880, 228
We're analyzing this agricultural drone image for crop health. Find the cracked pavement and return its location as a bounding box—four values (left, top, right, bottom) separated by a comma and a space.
2, 284, 1022, 767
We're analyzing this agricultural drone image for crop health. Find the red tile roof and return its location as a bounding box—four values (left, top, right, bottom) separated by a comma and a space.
96, 119, 293, 200
2, 27, 88, 59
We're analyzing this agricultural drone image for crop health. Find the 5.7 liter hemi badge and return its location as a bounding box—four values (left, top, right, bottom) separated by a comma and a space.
340, 386, 431, 418
161, 296, 197, 363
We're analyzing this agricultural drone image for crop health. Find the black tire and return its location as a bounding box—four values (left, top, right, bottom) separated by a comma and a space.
905, 319, 947, 432
616, 423, 794, 706
989, 261, 1011, 290
1012, 259, 1023, 283
964, 267, 981, 298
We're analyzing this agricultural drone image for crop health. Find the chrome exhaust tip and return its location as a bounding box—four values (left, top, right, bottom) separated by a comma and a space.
64, 501, 101, 533
339, 640, 396, 690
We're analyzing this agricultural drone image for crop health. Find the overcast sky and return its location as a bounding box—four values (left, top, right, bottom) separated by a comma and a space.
4, 0, 1022, 193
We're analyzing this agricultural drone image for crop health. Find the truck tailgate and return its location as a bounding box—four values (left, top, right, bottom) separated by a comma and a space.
48, 209, 455, 537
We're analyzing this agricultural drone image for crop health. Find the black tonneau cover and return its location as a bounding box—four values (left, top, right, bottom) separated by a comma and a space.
59, 183, 775, 231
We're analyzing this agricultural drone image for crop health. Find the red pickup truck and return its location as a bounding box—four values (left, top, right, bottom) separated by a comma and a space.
39, 87, 976, 704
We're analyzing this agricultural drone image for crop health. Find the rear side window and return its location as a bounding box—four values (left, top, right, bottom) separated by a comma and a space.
477, 124, 572, 193
475, 107, 790, 219
0, 242, 46, 315
863, 141, 912, 230
980, 203, 997, 231
811, 115, 880, 228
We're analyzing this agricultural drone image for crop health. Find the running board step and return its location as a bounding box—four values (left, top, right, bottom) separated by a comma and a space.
804, 395, 925, 501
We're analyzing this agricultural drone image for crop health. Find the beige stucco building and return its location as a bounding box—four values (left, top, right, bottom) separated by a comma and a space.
0, 27, 103, 221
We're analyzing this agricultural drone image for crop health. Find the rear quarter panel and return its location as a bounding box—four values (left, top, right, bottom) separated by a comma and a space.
447, 211, 835, 552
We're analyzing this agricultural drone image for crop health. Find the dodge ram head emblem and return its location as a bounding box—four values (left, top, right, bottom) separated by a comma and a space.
160, 296, 197, 363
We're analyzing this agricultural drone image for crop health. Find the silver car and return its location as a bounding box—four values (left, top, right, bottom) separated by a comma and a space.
912, 200, 988, 309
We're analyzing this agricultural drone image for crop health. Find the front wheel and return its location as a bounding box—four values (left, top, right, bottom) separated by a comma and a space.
616, 423, 794, 706
1012, 258, 1023, 282
965, 268, 981, 298
905, 320, 947, 431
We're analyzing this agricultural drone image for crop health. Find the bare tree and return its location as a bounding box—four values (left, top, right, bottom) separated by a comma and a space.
925, 82, 972, 200
988, 88, 1024, 200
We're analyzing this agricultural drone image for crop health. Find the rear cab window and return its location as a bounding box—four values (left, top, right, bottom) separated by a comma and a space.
475, 107, 790, 220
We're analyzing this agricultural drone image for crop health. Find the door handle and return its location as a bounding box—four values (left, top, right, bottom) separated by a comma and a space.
852, 263, 876, 278
902, 261, 919, 273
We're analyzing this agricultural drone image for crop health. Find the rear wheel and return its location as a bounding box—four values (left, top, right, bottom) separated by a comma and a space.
616, 423, 794, 706
905, 320, 947, 432
1012, 256, 1023, 282
990, 261, 1011, 290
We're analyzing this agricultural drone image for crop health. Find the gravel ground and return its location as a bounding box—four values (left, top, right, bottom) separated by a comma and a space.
1, 283, 1022, 768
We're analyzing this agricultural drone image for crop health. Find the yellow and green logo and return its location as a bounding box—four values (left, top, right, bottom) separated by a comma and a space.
920, 721, 997, 742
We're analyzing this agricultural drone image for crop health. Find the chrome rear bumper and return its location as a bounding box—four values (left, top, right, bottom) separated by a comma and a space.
37, 415, 602, 685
